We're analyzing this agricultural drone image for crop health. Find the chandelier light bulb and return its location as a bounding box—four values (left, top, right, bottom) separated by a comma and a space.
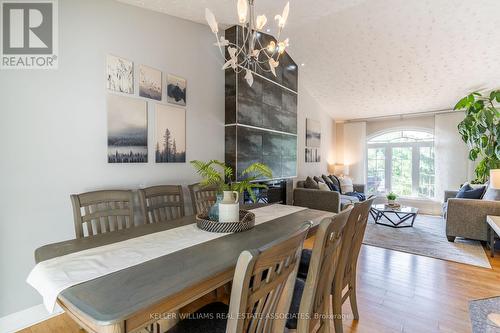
256, 15, 267, 30
237, 0, 248, 24
267, 41, 276, 53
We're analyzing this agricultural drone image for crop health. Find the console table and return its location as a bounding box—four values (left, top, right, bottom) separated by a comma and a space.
487, 215, 500, 257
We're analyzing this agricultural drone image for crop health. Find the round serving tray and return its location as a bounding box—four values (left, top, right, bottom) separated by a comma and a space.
196, 210, 255, 233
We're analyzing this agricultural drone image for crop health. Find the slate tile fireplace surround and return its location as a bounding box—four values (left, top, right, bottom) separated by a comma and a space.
224, 26, 298, 194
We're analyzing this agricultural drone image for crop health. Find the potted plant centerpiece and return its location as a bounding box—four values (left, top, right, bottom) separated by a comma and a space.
190, 160, 272, 222
386, 192, 397, 206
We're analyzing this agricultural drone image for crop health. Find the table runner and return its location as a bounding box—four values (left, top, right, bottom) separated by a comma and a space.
27, 204, 307, 313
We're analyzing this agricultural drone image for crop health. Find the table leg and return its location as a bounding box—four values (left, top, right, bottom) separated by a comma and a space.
491, 226, 495, 258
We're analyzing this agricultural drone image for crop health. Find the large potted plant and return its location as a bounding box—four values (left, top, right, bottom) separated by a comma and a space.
454, 90, 500, 183
190, 160, 272, 220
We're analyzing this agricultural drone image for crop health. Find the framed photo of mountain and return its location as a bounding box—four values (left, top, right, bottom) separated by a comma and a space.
155, 104, 186, 163
166, 74, 187, 106
107, 94, 148, 163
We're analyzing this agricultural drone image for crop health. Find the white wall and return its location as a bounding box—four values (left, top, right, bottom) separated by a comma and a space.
296, 83, 336, 179
0, 0, 224, 319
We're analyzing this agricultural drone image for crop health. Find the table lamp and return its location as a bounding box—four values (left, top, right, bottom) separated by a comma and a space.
332, 164, 349, 177
490, 169, 500, 189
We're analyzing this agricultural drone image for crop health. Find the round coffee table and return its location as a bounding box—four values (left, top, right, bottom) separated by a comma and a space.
370, 204, 418, 228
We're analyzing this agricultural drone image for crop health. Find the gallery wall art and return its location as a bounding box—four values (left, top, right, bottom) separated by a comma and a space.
155, 104, 186, 163
139, 65, 162, 101
107, 94, 148, 163
306, 118, 321, 147
106, 55, 134, 94
167, 74, 187, 106
305, 119, 321, 163
305, 147, 321, 163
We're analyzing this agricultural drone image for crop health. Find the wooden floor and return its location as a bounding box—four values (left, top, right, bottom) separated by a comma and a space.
19, 244, 500, 333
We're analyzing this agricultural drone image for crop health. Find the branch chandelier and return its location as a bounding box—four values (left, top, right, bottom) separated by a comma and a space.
205, 0, 290, 86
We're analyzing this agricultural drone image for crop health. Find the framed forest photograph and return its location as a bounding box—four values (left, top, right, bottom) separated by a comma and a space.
155, 104, 186, 163
107, 94, 148, 163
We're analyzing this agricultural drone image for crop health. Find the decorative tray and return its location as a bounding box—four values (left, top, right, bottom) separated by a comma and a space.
196, 210, 255, 233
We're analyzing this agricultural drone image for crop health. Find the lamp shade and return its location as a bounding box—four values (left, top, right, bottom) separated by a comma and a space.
333, 164, 349, 176
490, 169, 500, 189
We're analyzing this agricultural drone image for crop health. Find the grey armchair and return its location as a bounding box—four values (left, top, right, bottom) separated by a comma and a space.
444, 190, 500, 242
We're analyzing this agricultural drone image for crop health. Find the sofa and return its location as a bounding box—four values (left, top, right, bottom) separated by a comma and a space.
294, 177, 365, 213
444, 190, 500, 242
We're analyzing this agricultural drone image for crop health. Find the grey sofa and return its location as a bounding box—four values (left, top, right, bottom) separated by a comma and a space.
444, 190, 500, 242
293, 180, 365, 213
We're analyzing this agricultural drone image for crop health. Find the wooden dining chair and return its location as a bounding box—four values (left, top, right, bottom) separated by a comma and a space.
332, 196, 375, 330
70, 190, 135, 239
138, 185, 185, 224
188, 183, 217, 215
167, 222, 312, 333
286, 207, 352, 333
295, 196, 375, 333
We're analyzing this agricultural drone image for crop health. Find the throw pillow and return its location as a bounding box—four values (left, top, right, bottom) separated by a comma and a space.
322, 174, 339, 192
318, 182, 330, 191
313, 176, 324, 184
455, 184, 486, 199
328, 175, 342, 193
482, 183, 500, 201
304, 176, 319, 189
339, 176, 354, 193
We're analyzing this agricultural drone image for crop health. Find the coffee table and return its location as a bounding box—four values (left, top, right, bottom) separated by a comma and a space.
370, 204, 418, 228
486, 215, 500, 257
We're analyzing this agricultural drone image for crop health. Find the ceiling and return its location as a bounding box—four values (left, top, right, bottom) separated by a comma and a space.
118, 0, 500, 120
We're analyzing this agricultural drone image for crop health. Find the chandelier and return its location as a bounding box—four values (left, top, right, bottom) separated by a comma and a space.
205, 0, 290, 86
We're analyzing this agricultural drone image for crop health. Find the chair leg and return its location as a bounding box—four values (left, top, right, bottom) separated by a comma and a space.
349, 277, 359, 320
332, 292, 343, 333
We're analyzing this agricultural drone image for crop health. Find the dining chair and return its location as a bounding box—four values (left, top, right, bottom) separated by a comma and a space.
286, 207, 352, 333
296, 196, 376, 333
138, 185, 185, 224
333, 197, 375, 329
167, 221, 312, 333
188, 183, 218, 215
70, 190, 135, 239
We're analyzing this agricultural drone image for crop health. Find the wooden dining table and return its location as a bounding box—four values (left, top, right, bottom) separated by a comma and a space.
34, 207, 332, 333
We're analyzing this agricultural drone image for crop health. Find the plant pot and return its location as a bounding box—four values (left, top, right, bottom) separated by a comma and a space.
387, 199, 395, 205
218, 191, 240, 223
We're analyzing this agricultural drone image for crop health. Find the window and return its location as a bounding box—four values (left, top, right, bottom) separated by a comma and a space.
366, 130, 435, 198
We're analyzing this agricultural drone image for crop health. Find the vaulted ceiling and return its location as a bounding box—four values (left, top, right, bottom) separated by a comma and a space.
118, 0, 500, 120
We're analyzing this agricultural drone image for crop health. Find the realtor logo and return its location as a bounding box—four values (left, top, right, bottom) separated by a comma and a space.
1, 0, 58, 69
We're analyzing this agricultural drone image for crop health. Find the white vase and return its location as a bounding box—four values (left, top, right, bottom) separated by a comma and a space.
218, 191, 239, 223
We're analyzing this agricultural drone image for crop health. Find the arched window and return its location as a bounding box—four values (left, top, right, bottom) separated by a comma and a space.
366, 129, 435, 198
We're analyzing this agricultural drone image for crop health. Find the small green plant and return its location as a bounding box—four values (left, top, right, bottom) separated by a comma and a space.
190, 160, 273, 202
454, 90, 500, 183
386, 192, 397, 201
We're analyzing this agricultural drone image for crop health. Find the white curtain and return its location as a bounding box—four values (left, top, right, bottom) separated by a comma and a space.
342, 121, 367, 184
434, 112, 469, 201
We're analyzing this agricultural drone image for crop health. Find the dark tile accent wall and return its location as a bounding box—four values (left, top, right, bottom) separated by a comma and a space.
224, 25, 298, 181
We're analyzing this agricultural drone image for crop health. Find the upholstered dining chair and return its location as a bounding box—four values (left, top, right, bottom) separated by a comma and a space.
296, 196, 375, 333
70, 190, 135, 239
188, 183, 218, 215
167, 222, 312, 333
138, 185, 185, 224
286, 207, 352, 333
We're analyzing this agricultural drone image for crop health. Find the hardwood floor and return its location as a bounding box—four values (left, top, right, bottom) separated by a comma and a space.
19, 244, 500, 333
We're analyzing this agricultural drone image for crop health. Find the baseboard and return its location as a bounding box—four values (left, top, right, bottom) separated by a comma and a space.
0, 304, 62, 333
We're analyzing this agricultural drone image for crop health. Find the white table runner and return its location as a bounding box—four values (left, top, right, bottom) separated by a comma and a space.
27, 204, 308, 313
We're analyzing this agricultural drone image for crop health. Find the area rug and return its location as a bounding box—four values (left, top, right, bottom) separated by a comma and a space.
363, 214, 491, 268
469, 296, 500, 332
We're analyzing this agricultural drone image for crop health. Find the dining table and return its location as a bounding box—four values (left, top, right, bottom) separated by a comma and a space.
33, 204, 333, 333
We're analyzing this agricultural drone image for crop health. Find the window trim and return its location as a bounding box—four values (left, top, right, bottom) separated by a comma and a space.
366, 128, 435, 199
